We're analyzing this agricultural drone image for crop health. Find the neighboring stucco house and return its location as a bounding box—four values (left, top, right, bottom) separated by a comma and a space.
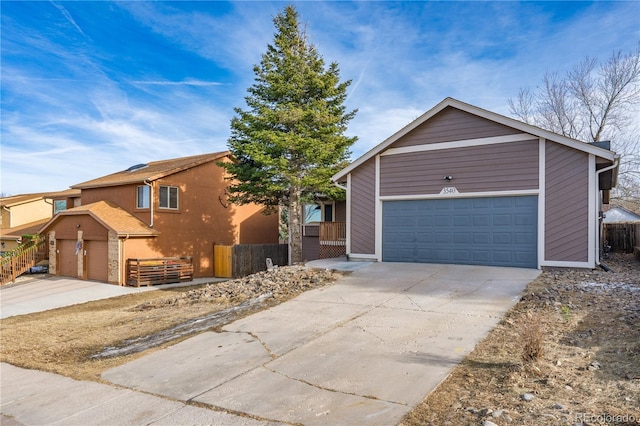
0, 191, 77, 253
1, 193, 53, 230
332, 98, 618, 270
39, 152, 279, 284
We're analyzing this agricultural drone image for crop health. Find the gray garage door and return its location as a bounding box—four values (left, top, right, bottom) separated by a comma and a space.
382, 196, 537, 268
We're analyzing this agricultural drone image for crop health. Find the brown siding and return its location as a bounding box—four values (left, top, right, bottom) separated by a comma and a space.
380, 140, 539, 196
335, 201, 346, 222
391, 107, 520, 148
545, 141, 589, 262
350, 158, 376, 255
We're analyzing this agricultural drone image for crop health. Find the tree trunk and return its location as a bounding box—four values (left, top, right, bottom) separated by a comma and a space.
288, 188, 303, 264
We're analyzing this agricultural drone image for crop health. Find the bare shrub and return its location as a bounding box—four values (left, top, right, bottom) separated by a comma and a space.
518, 310, 545, 363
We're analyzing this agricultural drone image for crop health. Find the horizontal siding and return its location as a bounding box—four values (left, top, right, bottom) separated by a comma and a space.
350, 158, 376, 255
545, 142, 589, 262
380, 140, 539, 196
392, 107, 520, 148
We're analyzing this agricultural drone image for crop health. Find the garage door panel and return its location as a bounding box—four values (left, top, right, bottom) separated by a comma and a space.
474, 215, 490, 226
382, 196, 537, 268
453, 232, 470, 244
493, 233, 511, 244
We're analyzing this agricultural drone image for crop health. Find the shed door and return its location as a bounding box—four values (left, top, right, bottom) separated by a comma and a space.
85, 240, 109, 282
382, 196, 537, 268
57, 239, 77, 277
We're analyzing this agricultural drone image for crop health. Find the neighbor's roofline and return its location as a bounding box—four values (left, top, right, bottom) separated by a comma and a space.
71, 151, 230, 189
332, 97, 617, 182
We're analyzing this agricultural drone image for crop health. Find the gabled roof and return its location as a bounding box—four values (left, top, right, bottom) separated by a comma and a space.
39, 200, 160, 237
1, 219, 50, 240
333, 97, 618, 182
0, 192, 53, 208
72, 151, 229, 189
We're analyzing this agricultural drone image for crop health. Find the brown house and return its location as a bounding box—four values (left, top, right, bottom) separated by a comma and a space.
333, 98, 618, 269
39, 152, 279, 284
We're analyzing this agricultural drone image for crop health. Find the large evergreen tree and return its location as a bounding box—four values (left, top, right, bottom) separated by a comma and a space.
223, 5, 357, 263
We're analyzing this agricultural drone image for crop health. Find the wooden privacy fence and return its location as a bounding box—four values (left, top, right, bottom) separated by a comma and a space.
126, 257, 193, 287
602, 223, 639, 253
1, 235, 47, 285
214, 244, 288, 278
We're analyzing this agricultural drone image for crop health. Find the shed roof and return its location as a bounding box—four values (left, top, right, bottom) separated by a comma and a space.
333, 97, 618, 182
603, 206, 640, 223
39, 200, 160, 237
72, 151, 229, 189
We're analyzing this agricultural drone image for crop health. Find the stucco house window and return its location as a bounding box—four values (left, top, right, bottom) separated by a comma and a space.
136, 185, 150, 209
54, 200, 67, 214
159, 185, 179, 209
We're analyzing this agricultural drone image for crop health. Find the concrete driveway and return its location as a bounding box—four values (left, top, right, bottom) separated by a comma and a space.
95, 262, 539, 425
0, 275, 221, 319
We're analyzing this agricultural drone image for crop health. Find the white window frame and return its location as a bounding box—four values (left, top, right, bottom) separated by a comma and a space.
159, 185, 179, 210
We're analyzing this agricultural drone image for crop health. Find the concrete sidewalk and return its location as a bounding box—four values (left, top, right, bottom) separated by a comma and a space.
1, 262, 539, 425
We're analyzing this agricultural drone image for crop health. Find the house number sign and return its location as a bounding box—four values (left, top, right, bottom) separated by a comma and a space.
440, 187, 459, 195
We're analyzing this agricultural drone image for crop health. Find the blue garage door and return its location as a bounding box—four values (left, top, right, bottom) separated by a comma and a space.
382, 196, 537, 268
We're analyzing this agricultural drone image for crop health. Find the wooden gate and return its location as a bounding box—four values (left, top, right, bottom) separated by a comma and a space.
214, 244, 233, 278
214, 244, 288, 278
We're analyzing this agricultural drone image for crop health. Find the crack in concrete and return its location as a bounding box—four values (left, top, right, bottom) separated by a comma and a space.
246, 331, 277, 360
266, 366, 409, 407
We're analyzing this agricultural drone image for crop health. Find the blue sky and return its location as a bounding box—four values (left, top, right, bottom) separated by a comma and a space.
1, 1, 639, 196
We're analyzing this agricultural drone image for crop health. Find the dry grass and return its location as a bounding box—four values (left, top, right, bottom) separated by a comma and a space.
518, 310, 546, 364
0, 284, 238, 381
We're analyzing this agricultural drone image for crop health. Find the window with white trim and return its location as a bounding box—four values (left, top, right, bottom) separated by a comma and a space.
136, 185, 150, 209
159, 185, 179, 209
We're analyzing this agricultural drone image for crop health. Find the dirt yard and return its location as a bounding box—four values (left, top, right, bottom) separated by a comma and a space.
1, 256, 639, 425
0, 266, 344, 381
401, 253, 640, 426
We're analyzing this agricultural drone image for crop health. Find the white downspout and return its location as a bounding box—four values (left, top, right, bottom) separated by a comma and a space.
144, 180, 154, 228
595, 158, 619, 267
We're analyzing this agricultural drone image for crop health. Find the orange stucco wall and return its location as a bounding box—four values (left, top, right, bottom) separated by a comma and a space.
80, 159, 278, 278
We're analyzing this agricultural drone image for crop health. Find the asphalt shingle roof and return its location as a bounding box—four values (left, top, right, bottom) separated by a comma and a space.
71, 151, 229, 189
39, 200, 159, 237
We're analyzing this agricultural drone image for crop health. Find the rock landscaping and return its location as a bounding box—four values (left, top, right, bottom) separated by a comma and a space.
132, 265, 344, 310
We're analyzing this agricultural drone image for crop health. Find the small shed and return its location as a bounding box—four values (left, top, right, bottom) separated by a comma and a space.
603, 206, 640, 223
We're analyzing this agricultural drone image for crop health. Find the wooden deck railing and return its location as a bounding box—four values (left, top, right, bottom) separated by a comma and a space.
319, 222, 346, 245
319, 222, 346, 259
126, 257, 193, 287
1, 235, 47, 285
